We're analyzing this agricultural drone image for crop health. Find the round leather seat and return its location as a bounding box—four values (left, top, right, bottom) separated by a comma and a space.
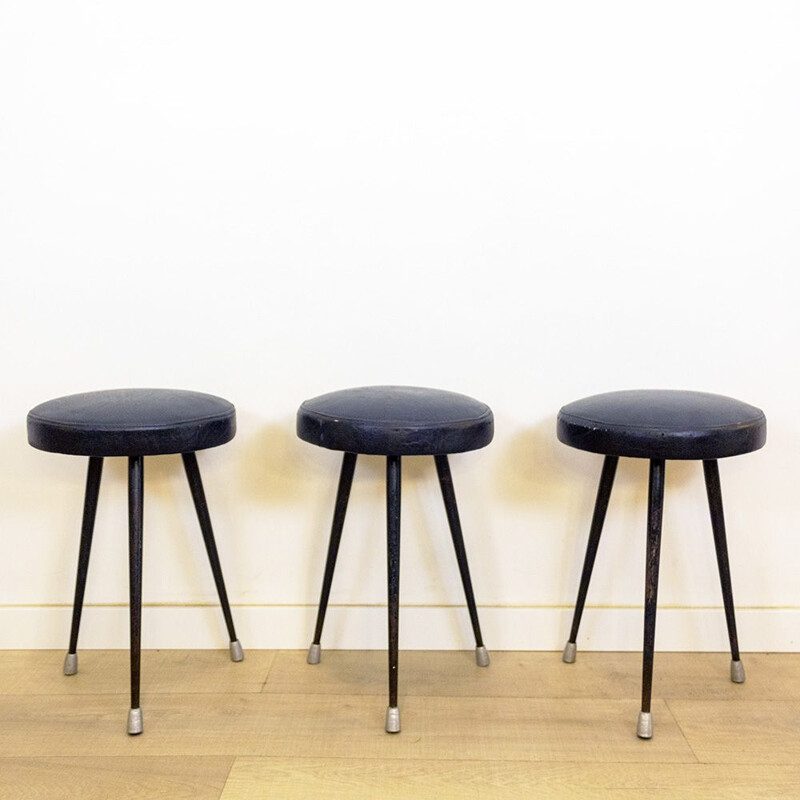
557, 390, 766, 460
297, 386, 494, 456
27, 388, 236, 457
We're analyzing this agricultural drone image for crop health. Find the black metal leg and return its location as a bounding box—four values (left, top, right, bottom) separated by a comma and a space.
385, 455, 401, 733
638, 458, 665, 739
307, 452, 357, 664
434, 454, 489, 666
703, 459, 745, 683
63, 457, 103, 676
127, 455, 144, 735
563, 455, 618, 663
182, 452, 243, 661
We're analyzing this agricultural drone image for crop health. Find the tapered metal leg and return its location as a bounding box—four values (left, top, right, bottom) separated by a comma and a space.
308, 452, 357, 664
182, 452, 242, 660
703, 459, 745, 683
564, 456, 618, 663
64, 457, 103, 675
386, 455, 401, 733
434, 455, 489, 666
128, 456, 144, 735
639, 458, 665, 739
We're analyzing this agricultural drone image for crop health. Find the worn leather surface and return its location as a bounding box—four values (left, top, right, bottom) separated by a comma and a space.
297, 386, 494, 455
28, 388, 236, 456
557, 390, 766, 460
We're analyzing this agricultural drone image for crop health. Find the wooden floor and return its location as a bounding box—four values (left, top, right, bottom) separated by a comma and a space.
1, 650, 799, 799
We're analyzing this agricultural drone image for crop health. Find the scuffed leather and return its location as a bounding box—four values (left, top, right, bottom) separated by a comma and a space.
557, 390, 766, 460
27, 388, 236, 456
297, 386, 494, 455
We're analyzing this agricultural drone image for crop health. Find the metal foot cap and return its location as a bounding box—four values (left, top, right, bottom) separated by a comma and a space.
307, 643, 321, 665
63, 653, 78, 676
562, 641, 577, 664
229, 639, 244, 662
731, 659, 745, 684
475, 646, 490, 667
637, 711, 653, 739
127, 707, 143, 736
385, 705, 401, 734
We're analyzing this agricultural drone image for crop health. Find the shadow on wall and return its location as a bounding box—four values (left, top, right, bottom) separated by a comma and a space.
236, 414, 322, 504
237, 414, 436, 506
496, 413, 699, 508
495, 414, 588, 507
492, 414, 701, 602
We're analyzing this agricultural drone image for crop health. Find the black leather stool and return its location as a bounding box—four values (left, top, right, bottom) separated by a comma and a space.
557, 390, 766, 739
297, 385, 494, 733
27, 388, 244, 735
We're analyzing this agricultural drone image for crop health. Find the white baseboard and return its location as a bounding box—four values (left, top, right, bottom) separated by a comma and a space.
2, 604, 798, 651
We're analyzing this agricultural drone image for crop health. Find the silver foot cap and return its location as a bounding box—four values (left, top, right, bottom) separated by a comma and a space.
731, 659, 745, 683
637, 711, 653, 739
385, 705, 401, 734
562, 641, 577, 664
127, 707, 143, 736
63, 653, 78, 676
229, 639, 244, 662
307, 643, 321, 665
475, 646, 490, 667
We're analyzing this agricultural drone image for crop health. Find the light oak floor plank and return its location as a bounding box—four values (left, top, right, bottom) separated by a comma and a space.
0, 693, 694, 762
220, 757, 800, 800
0, 650, 274, 695
2, 650, 800, 798
264, 650, 800, 700
667, 699, 800, 764
0, 756, 233, 800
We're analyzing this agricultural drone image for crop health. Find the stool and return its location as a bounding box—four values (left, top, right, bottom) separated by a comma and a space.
557, 389, 766, 739
27, 388, 244, 735
297, 385, 494, 733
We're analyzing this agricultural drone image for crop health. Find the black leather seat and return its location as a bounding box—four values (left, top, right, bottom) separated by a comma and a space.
27, 388, 242, 736
557, 389, 766, 740
297, 385, 494, 455
297, 385, 494, 734
28, 388, 235, 456
557, 390, 766, 460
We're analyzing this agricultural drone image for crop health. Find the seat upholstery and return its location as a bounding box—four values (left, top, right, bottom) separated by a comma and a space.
297, 385, 494, 456
557, 389, 766, 460
27, 388, 236, 456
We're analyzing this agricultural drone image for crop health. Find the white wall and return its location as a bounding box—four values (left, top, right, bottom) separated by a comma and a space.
1, 1, 798, 652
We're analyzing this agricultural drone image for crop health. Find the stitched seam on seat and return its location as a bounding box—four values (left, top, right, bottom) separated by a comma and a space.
300, 407, 493, 427
558, 411, 765, 431
27, 411, 234, 432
